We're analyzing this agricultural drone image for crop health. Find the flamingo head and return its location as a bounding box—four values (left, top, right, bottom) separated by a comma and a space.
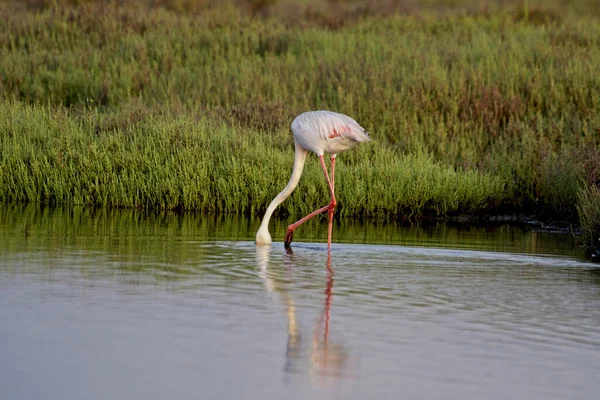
256, 226, 272, 246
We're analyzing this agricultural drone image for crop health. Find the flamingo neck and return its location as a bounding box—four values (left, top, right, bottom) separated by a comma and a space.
256, 143, 308, 245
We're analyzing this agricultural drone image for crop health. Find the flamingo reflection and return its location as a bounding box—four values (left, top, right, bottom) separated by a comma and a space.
256, 246, 351, 383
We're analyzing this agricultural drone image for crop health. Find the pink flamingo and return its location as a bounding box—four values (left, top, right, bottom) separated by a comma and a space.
256, 111, 370, 249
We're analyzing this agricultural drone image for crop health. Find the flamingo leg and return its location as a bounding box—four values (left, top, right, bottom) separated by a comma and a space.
284, 156, 336, 249
327, 156, 336, 250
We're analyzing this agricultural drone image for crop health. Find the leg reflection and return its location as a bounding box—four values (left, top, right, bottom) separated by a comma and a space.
257, 247, 351, 382
309, 252, 349, 380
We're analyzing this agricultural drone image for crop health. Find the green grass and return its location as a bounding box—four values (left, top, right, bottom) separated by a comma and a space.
577, 185, 600, 252
0, 0, 599, 247
0, 99, 503, 218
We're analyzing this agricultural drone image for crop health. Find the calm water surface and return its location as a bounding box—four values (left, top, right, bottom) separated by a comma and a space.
1, 205, 599, 400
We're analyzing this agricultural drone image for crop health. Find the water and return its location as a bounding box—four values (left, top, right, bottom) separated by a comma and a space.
1, 205, 599, 400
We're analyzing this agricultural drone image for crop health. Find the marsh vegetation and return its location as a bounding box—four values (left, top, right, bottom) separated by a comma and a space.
0, 0, 598, 247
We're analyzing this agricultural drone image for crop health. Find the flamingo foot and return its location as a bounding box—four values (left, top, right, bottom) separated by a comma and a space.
284, 228, 295, 249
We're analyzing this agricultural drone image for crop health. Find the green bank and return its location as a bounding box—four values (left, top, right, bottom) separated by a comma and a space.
0, 1, 598, 247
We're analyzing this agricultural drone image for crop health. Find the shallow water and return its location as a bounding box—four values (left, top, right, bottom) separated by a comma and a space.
1, 205, 599, 400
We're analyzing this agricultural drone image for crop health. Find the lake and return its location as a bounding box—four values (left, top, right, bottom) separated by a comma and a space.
1, 204, 599, 400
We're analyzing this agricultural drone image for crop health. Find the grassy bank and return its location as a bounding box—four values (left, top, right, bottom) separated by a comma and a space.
0, 1, 599, 246
0, 99, 503, 218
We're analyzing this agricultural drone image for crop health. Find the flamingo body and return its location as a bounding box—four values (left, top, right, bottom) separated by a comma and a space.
291, 111, 370, 156
256, 110, 369, 248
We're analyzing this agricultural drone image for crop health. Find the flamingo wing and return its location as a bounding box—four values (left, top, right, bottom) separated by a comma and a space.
327, 112, 370, 143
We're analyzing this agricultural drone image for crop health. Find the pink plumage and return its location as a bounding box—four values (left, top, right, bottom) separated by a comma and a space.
291, 110, 370, 156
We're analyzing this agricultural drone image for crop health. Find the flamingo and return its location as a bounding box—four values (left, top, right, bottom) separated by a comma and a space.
255, 110, 370, 249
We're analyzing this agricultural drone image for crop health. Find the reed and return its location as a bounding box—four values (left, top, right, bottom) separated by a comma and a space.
0, 0, 599, 246
577, 185, 600, 253
0, 99, 503, 218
